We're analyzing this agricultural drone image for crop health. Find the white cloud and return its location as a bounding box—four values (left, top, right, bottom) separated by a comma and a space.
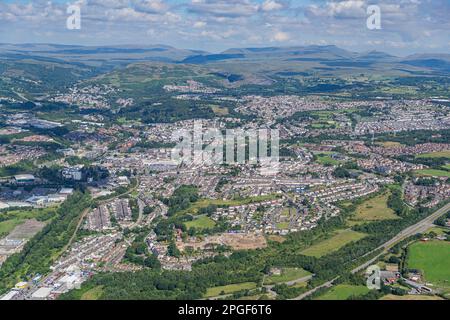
271, 31, 290, 42
261, 0, 284, 12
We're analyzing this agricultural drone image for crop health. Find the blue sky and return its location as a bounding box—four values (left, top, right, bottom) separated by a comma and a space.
1, 0, 449, 55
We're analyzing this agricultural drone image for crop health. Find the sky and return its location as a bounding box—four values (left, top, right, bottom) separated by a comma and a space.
0, 0, 449, 55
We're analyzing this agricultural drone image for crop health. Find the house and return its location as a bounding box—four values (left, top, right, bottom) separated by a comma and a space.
14, 174, 35, 184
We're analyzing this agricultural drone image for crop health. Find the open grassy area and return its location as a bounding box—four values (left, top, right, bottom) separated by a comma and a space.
301, 229, 367, 258
380, 294, 444, 301
211, 105, 229, 116
417, 151, 450, 159
80, 286, 104, 300
426, 226, 450, 236
264, 268, 311, 285
0, 207, 57, 238
349, 192, 399, 226
315, 152, 341, 166
181, 195, 280, 215
184, 215, 216, 230
276, 222, 290, 229
407, 241, 450, 289
204, 282, 257, 298
0, 219, 24, 238
376, 141, 403, 147
315, 285, 370, 300
414, 169, 450, 178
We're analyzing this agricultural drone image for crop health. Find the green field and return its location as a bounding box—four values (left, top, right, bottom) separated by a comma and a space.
407, 241, 450, 289
264, 268, 311, 285
380, 294, 444, 301
276, 222, 290, 229
315, 152, 342, 166
184, 215, 216, 230
80, 286, 104, 300
414, 169, 450, 178
377, 141, 403, 147
211, 106, 229, 116
204, 282, 257, 298
0, 219, 24, 238
417, 151, 450, 159
315, 285, 370, 300
301, 229, 367, 258
181, 195, 280, 215
349, 193, 399, 226
0, 207, 56, 238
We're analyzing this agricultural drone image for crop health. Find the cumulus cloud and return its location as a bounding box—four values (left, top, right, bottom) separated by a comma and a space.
261, 0, 284, 12
271, 31, 290, 42
0, 0, 448, 54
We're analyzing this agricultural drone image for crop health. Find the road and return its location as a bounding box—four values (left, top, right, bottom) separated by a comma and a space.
292, 202, 450, 300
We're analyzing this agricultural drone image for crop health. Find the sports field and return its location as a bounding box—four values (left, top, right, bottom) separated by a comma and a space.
301, 229, 366, 258
315, 285, 370, 300
407, 241, 450, 289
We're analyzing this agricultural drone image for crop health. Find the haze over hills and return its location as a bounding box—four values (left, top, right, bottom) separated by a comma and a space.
1, 43, 449, 100
1, 43, 449, 70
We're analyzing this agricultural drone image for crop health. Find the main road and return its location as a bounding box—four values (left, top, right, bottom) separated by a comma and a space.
292, 202, 450, 300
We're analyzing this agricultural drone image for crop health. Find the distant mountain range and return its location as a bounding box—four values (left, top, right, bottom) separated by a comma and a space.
1, 43, 449, 73
1, 43, 449, 97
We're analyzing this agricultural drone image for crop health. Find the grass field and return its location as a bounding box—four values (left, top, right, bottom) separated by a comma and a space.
414, 169, 450, 178
417, 151, 450, 159
184, 215, 216, 230
315, 285, 370, 300
442, 164, 450, 171
0, 207, 56, 238
315, 152, 342, 166
276, 222, 290, 229
380, 294, 444, 300
264, 268, 312, 285
349, 193, 399, 226
80, 286, 104, 300
377, 141, 403, 147
301, 229, 367, 258
211, 106, 229, 116
426, 226, 450, 236
0, 219, 24, 238
407, 241, 450, 289
204, 282, 257, 298
181, 195, 280, 215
